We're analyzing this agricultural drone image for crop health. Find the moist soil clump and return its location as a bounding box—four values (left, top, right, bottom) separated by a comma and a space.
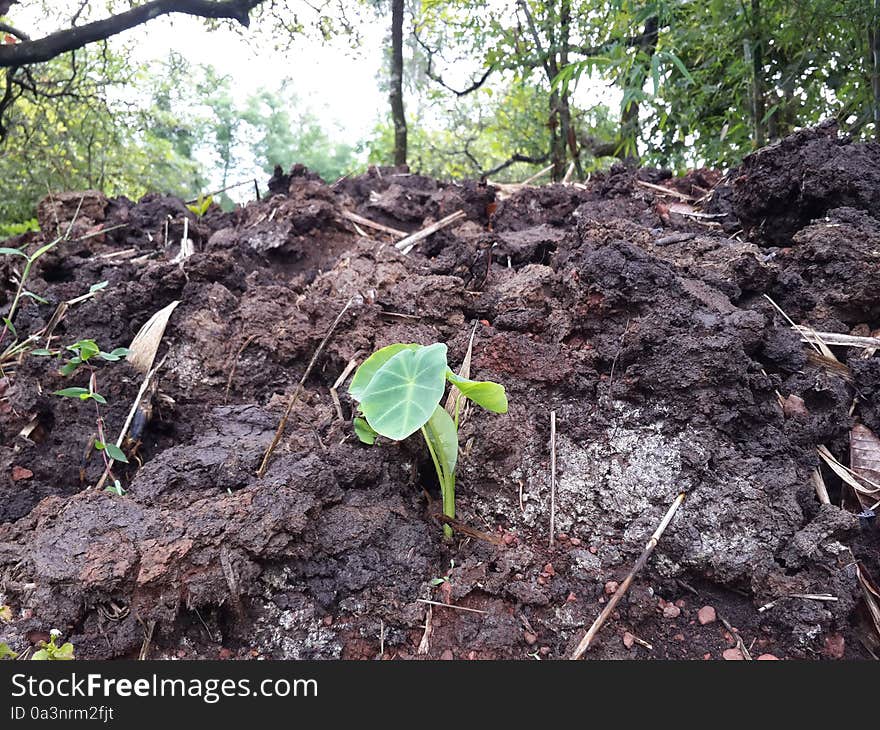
1, 124, 878, 660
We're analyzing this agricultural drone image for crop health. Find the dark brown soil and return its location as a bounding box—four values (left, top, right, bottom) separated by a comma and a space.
1, 123, 878, 661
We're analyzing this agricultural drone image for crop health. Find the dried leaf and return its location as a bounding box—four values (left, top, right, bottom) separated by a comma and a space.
855, 562, 880, 642
850, 424, 880, 510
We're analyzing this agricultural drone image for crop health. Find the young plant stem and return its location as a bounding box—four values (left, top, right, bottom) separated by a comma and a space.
89, 371, 115, 485
421, 426, 453, 539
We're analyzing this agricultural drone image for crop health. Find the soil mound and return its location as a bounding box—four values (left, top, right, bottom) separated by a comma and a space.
1, 124, 878, 660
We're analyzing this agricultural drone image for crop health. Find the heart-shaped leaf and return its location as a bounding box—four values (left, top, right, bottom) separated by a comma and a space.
349, 343, 421, 402
359, 343, 448, 440
445, 370, 508, 413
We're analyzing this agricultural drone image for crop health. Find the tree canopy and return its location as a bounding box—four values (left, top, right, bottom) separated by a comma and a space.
0, 0, 878, 231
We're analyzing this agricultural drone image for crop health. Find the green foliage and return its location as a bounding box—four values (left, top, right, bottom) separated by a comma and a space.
0, 643, 17, 660
0, 219, 38, 240
349, 342, 507, 538
31, 632, 75, 661
0, 48, 206, 230
186, 194, 214, 218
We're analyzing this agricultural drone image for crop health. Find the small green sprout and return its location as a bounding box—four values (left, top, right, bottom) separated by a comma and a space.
349, 343, 507, 539
186, 193, 213, 218
0, 643, 17, 660
31, 630, 74, 661
52, 339, 132, 486
430, 559, 455, 587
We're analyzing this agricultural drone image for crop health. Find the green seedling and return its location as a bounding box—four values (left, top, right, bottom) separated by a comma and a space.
430, 559, 455, 587
51, 339, 132, 486
0, 643, 17, 660
186, 193, 213, 218
0, 237, 60, 350
349, 342, 507, 539
31, 630, 74, 661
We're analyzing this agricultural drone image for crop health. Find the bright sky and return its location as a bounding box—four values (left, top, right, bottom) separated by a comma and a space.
15, 3, 388, 146
141, 13, 389, 145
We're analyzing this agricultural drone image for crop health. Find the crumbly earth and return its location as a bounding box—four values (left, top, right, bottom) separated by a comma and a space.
1, 126, 878, 660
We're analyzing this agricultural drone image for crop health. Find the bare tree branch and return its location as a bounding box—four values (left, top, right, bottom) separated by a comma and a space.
0, 0, 267, 68
413, 32, 496, 97
0, 22, 30, 41
482, 151, 550, 179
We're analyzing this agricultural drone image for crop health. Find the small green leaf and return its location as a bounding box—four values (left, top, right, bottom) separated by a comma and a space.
89, 280, 109, 294
88, 392, 107, 405
429, 577, 446, 586
445, 371, 508, 413
0, 247, 27, 257
30, 348, 53, 356
60, 360, 80, 376
54, 386, 90, 398
53, 642, 75, 660
21, 290, 49, 304
349, 343, 422, 402
0, 605, 12, 622
2, 317, 16, 338
103, 442, 128, 463
0, 643, 18, 660
68, 339, 100, 361
94, 440, 105, 450
29, 239, 59, 262
31, 648, 50, 660
99, 347, 131, 361
353, 416, 377, 445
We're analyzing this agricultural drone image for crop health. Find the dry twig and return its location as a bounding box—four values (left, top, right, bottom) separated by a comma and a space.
570, 492, 686, 659
257, 297, 355, 477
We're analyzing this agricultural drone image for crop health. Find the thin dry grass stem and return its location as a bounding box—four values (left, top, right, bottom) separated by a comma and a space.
340, 210, 407, 238
138, 618, 156, 661
415, 598, 488, 615
430, 512, 504, 545
224, 334, 258, 404
521, 164, 554, 185
757, 593, 838, 612
94, 355, 167, 492
817, 445, 880, 510
570, 491, 686, 659
763, 294, 837, 361
417, 605, 433, 655
549, 410, 557, 549
445, 321, 478, 422
719, 615, 752, 659
396, 210, 466, 255
330, 357, 359, 421
635, 179, 695, 201
811, 467, 831, 505
562, 161, 575, 184
854, 561, 880, 641
799, 331, 880, 350
257, 296, 355, 478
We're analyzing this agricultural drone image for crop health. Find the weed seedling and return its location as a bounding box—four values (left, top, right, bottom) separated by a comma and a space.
31, 630, 74, 660
186, 193, 213, 218
45, 339, 132, 487
349, 343, 507, 538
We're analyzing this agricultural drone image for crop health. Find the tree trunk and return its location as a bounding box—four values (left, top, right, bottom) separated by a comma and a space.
390, 0, 407, 167
619, 15, 658, 162
745, 0, 766, 147
557, 0, 583, 179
